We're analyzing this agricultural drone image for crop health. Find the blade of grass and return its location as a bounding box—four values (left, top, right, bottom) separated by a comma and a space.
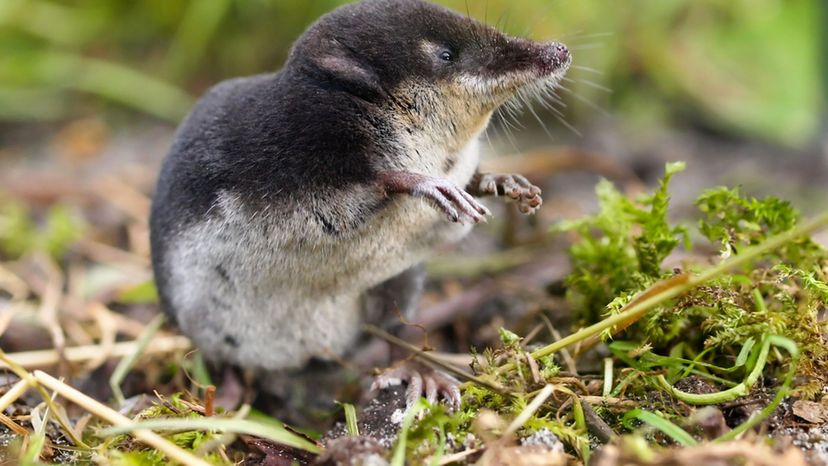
655, 334, 784, 405
5, 51, 193, 121
19, 431, 46, 466
391, 399, 427, 466
339, 402, 359, 437
99, 417, 322, 454
110, 314, 166, 406
427, 422, 447, 466
622, 409, 698, 446
715, 335, 800, 442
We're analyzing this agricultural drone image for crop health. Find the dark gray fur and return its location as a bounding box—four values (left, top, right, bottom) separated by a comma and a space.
150, 0, 570, 382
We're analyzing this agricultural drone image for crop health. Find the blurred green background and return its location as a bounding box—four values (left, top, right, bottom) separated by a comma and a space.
0, 0, 825, 147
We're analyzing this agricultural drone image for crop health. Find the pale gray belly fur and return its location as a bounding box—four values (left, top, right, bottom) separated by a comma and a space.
165, 140, 481, 371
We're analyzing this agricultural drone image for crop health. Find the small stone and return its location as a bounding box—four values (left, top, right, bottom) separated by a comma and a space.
521, 428, 564, 454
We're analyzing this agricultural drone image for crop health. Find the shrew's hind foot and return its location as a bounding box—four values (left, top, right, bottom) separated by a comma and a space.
371, 361, 461, 411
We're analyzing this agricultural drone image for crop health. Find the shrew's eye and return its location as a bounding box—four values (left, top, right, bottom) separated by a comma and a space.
439, 50, 454, 62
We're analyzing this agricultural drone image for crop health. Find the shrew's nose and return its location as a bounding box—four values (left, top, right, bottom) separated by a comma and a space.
552, 42, 570, 64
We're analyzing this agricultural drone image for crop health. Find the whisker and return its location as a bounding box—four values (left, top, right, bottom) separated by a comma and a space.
565, 31, 615, 41
558, 29, 585, 40
496, 105, 522, 132
539, 85, 567, 108
549, 109, 582, 137
569, 43, 605, 51
557, 84, 611, 117
493, 111, 521, 152
572, 65, 604, 75
563, 76, 613, 93
484, 122, 495, 152
496, 9, 513, 32
525, 98, 556, 140
536, 94, 567, 117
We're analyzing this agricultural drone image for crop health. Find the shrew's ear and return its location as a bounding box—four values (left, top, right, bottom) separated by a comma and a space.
310, 41, 384, 99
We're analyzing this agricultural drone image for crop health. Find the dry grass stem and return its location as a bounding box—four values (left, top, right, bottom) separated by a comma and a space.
35, 254, 67, 374
110, 314, 166, 405
0, 411, 29, 436
504, 384, 556, 437
33, 370, 212, 466
0, 379, 31, 413
0, 336, 191, 370
436, 448, 480, 465
84, 303, 118, 371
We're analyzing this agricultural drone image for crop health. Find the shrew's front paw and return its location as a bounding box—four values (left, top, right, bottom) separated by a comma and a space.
412, 177, 491, 224
471, 173, 543, 215
381, 171, 491, 224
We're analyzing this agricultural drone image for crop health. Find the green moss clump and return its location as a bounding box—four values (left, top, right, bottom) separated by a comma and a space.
560, 163, 828, 397
558, 162, 688, 324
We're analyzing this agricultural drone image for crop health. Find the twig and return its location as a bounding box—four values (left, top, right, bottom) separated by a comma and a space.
579, 396, 638, 410
580, 399, 615, 443
93, 177, 151, 223
482, 147, 641, 188
0, 306, 17, 336
0, 353, 87, 447
204, 386, 215, 417
74, 238, 151, 267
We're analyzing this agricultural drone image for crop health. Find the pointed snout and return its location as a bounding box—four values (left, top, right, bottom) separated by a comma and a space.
551, 42, 571, 66
540, 41, 572, 74
494, 38, 572, 77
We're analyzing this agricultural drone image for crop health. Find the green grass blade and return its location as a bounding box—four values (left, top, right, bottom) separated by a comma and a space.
391, 399, 427, 466
339, 402, 359, 437
109, 314, 165, 406
99, 417, 322, 454
622, 409, 697, 446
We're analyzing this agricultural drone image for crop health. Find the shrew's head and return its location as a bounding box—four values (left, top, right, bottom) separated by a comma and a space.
291, 0, 571, 139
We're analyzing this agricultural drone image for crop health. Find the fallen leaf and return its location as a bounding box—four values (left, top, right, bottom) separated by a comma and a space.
792, 400, 828, 424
